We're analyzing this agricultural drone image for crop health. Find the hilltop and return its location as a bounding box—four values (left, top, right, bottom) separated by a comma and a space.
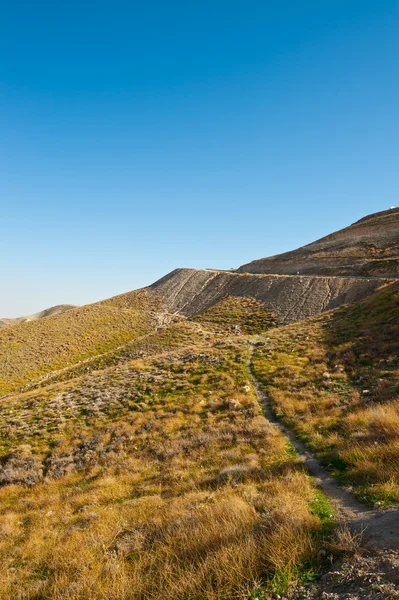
239, 207, 399, 277
0, 305, 76, 328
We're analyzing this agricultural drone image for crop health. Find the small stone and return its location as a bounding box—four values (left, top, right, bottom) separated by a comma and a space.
226, 399, 242, 410
208, 400, 219, 410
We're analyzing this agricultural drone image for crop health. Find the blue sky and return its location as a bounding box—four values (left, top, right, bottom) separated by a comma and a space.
1, 1, 398, 316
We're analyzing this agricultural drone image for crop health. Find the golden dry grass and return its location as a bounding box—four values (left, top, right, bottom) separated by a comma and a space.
0, 289, 162, 395
192, 295, 277, 334
252, 282, 399, 504
0, 335, 332, 599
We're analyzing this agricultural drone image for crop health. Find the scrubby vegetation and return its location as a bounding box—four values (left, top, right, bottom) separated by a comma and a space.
0, 289, 162, 395
2, 278, 398, 598
252, 282, 399, 505
0, 312, 333, 599
192, 295, 277, 334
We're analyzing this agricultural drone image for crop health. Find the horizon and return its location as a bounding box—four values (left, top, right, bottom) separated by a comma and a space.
2, 1, 398, 317
1, 205, 397, 318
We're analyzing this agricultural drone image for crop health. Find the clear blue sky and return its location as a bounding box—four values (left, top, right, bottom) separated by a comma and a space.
1, 1, 398, 316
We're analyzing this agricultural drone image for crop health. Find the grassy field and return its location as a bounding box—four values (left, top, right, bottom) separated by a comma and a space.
192, 295, 277, 334
0, 298, 335, 600
0, 289, 163, 395
251, 282, 399, 505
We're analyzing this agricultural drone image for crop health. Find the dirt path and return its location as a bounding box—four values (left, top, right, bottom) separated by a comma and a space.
247, 344, 399, 551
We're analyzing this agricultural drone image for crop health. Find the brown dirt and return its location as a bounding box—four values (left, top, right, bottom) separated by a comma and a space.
150, 268, 393, 324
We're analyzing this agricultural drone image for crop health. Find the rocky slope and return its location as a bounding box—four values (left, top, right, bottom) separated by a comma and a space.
0, 304, 76, 328
239, 207, 399, 277
149, 268, 390, 324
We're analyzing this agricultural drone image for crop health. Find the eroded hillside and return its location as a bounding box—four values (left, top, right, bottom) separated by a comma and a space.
0, 210, 398, 599
150, 267, 389, 323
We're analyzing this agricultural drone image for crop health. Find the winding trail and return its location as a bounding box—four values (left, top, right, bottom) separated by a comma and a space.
247, 343, 399, 551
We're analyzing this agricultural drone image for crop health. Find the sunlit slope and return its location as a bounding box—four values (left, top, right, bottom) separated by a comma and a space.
240, 208, 399, 277
0, 304, 76, 328
252, 281, 399, 504
0, 289, 163, 395
150, 268, 387, 324
0, 312, 331, 599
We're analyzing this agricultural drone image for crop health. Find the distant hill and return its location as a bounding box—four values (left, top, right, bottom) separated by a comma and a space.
0, 304, 76, 328
238, 207, 399, 277
0, 291, 163, 395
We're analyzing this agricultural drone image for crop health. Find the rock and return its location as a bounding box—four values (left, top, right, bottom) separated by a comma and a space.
208, 400, 219, 410
225, 399, 242, 411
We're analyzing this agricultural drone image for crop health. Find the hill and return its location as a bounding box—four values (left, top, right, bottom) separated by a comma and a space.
0, 304, 76, 328
0, 299, 331, 600
251, 280, 399, 504
0, 286, 397, 599
0, 290, 164, 395
239, 207, 399, 277
150, 267, 390, 323
0, 210, 398, 599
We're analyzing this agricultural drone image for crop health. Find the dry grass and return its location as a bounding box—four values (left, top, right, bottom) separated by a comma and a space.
0, 289, 162, 395
0, 333, 332, 599
192, 295, 277, 334
252, 282, 399, 504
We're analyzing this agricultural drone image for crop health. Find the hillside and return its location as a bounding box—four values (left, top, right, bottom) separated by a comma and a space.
0, 210, 398, 599
0, 288, 398, 599
252, 281, 399, 504
0, 305, 76, 328
0, 299, 332, 600
239, 207, 399, 277
150, 267, 389, 323
0, 290, 164, 395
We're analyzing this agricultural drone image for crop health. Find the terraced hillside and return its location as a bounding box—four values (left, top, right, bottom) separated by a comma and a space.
150, 267, 389, 323
0, 210, 398, 599
0, 288, 398, 598
239, 207, 399, 277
